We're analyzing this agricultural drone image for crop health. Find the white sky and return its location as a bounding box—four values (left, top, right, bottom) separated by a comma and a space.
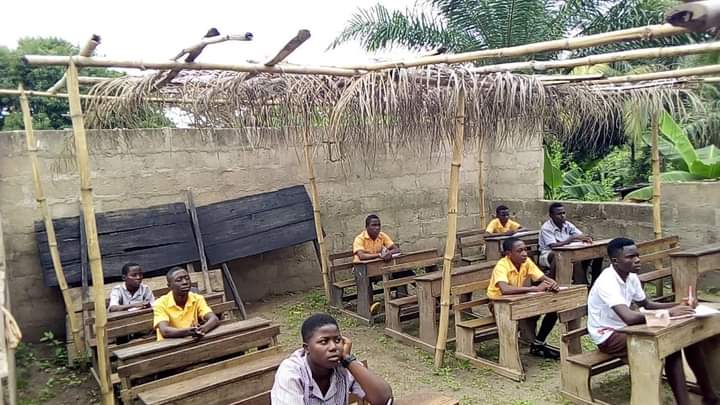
0, 0, 420, 71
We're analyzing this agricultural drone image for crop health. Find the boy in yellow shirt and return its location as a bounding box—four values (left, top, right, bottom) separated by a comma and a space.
487, 237, 560, 359
485, 205, 524, 236
153, 267, 220, 340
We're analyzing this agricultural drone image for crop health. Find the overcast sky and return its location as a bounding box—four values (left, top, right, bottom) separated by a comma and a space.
0, 0, 420, 70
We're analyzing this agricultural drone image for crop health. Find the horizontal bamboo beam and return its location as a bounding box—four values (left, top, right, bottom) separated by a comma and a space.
22, 55, 361, 77
47, 35, 101, 94
588, 64, 720, 84
0, 88, 226, 104
344, 23, 689, 71
78, 76, 112, 84
470, 40, 720, 74
535, 73, 604, 81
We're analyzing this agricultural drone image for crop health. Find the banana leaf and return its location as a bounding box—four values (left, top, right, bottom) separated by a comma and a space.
562, 168, 608, 199
642, 131, 687, 171
623, 171, 702, 202
543, 149, 563, 189
659, 111, 698, 170
692, 145, 720, 178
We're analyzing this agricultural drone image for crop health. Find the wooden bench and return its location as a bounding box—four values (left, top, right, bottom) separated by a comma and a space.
558, 305, 623, 405
456, 230, 487, 264
382, 258, 442, 333
671, 242, 720, 303
452, 280, 498, 367
114, 317, 280, 404
328, 250, 385, 310
636, 236, 680, 301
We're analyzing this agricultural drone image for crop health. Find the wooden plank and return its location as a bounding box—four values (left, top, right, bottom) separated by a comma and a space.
228, 391, 270, 405
508, 287, 587, 320
670, 242, 720, 257
35, 203, 199, 287
221, 263, 247, 320
113, 318, 272, 360
118, 324, 280, 380
204, 221, 316, 265
132, 347, 282, 397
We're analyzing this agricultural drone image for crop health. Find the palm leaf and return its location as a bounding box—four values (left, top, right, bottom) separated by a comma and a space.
659, 110, 698, 170
544, 148, 563, 189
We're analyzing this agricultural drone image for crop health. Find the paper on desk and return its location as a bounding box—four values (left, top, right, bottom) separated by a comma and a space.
565, 241, 586, 247
694, 304, 720, 318
558, 286, 569, 290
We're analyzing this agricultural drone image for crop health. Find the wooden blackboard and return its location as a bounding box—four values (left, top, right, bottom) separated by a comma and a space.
196, 185, 318, 265
36, 203, 199, 287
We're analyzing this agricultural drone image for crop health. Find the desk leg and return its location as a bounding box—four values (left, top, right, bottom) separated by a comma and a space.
354, 265, 372, 323
672, 257, 698, 304
417, 283, 438, 346
554, 251, 573, 285
486, 241, 501, 261
495, 303, 524, 381
627, 336, 663, 405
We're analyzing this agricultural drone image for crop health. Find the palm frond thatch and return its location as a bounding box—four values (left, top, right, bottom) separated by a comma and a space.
82, 66, 701, 159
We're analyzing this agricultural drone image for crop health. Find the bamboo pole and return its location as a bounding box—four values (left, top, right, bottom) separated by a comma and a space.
302, 126, 330, 299
589, 64, 720, 84
18, 85, 85, 358
0, 215, 16, 405
65, 62, 113, 405
434, 88, 465, 368
344, 24, 688, 71
22, 55, 361, 77
478, 134, 486, 228
0, 88, 227, 104
47, 35, 101, 94
470, 41, 720, 74
651, 114, 662, 239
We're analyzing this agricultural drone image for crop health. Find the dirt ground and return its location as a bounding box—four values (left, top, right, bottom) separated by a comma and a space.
18, 287, 719, 404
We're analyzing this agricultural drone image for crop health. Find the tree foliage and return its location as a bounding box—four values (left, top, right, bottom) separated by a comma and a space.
0, 37, 172, 131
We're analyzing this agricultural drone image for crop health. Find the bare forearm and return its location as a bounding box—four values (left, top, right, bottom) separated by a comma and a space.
356, 251, 380, 260
643, 301, 675, 310
201, 313, 220, 332
108, 304, 139, 312
499, 285, 538, 295
158, 325, 192, 338
347, 360, 393, 405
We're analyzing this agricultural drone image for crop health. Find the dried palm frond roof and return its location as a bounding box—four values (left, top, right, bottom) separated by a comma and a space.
82, 64, 700, 154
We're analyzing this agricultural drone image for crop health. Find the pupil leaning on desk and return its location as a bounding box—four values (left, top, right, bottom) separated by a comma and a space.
588, 237, 719, 405
538, 202, 603, 285
485, 205, 524, 236
487, 237, 561, 359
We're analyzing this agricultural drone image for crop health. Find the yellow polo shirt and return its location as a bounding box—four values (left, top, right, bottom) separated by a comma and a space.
485, 218, 521, 234
352, 230, 395, 263
486, 256, 545, 299
153, 291, 213, 340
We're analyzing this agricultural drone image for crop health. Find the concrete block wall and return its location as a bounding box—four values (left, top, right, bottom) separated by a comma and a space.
0, 128, 543, 340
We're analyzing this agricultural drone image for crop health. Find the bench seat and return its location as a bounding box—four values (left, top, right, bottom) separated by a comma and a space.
389, 296, 418, 307
456, 316, 495, 330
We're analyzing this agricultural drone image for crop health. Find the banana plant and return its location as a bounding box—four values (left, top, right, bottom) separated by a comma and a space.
624, 111, 720, 202
544, 149, 609, 200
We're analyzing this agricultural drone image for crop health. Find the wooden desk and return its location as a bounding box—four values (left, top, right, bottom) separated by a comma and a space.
620, 315, 720, 405
484, 230, 539, 261
671, 243, 720, 303
351, 249, 439, 324
552, 239, 611, 285
411, 262, 496, 349
489, 285, 587, 381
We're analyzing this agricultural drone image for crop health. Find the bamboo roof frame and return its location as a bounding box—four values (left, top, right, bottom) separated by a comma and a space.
8, 1, 718, 382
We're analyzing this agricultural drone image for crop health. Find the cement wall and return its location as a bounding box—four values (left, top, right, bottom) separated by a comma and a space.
494, 181, 720, 249
0, 128, 543, 340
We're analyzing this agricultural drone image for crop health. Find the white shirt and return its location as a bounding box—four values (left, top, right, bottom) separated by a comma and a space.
587, 265, 646, 344
538, 219, 582, 254
271, 349, 365, 405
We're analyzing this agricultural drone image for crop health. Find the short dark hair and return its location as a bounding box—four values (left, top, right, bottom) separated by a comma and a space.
301, 313, 339, 342
121, 263, 141, 276
496, 205, 509, 215
607, 237, 636, 258
548, 202, 564, 215
365, 214, 380, 227
502, 237, 522, 253
166, 266, 186, 281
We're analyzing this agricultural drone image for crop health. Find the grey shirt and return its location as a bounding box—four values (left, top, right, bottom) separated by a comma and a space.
539, 219, 582, 254
108, 283, 155, 309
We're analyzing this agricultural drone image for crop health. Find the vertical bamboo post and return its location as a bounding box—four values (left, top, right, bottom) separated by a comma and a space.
19, 85, 85, 358
478, 134, 486, 228
651, 114, 662, 239
302, 125, 330, 299
65, 62, 113, 405
434, 88, 466, 368
0, 216, 16, 405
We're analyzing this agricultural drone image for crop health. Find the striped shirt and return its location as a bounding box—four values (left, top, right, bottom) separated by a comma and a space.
271, 349, 365, 405
108, 283, 155, 309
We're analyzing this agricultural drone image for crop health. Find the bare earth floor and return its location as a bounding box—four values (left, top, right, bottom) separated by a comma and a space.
20, 287, 719, 404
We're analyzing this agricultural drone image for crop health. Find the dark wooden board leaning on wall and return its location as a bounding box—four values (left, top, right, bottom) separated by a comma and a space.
196, 185, 318, 266
36, 203, 199, 287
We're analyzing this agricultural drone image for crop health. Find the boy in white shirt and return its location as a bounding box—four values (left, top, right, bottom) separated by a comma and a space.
588, 238, 718, 405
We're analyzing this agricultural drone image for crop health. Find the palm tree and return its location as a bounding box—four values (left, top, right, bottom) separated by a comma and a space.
330, 0, 695, 62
